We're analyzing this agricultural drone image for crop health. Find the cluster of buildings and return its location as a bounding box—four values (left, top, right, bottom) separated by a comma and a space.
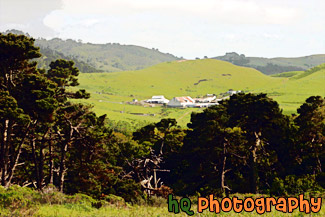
144, 90, 241, 108
145, 95, 218, 108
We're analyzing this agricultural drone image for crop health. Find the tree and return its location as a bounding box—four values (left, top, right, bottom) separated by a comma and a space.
178, 102, 247, 196
226, 93, 287, 193
295, 96, 325, 175
178, 93, 287, 195
0, 33, 55, 187
131, 119, 185, 194
0, 33, 143, 202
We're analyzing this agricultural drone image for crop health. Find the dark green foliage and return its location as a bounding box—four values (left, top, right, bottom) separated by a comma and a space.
270, 175, 323, 196
172, 93, 324, 196
295, 96, 325, 175
254, 63, 304, 75
0, 33, 143, 202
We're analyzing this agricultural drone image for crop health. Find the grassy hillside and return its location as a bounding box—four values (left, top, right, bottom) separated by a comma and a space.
268, 65, 325, 113
69, 59, 294, 126
74, 59, 276, 126
214, 52, 325, 75
290, 63, 325, 79
35, 38, 179, 72
73, 59, 324, 126
77, 59, 276, 99
271, 71, 304, 78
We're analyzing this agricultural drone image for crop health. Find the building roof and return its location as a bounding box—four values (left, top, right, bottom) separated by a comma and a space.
175, 96, 195, 103
152, 95, 166, 99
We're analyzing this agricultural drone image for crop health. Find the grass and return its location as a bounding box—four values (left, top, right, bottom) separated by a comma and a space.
33, 204, 325, 217
73, 59, 325, 127
1, 186, 324, 216
271, 71, 304, 78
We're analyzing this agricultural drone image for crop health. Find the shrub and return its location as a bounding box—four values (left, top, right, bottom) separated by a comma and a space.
270, 175, 324, 196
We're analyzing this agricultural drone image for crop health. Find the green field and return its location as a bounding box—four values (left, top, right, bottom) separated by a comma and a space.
74, 59, 325, 127
271, 71, 304, 78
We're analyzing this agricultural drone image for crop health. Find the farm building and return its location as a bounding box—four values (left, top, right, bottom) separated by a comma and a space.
194, 96, 217, 103
226, 89, 242, 95
194, 102, 219, 108
146, 95, 169, 104
167, 96, 195, 107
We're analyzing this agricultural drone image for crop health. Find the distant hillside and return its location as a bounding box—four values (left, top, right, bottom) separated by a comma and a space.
2, 30, 102, 73
3, 29, 180, 72
35, 38, 179, 72
37, 46, 103, 73
271, 63, 325, 79
214, 52, 325, 75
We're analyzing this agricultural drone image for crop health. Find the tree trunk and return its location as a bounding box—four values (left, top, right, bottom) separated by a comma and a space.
220, 139, 231, 197
249, 131, 261, 194
59, 142, 68, 192
31, 139, 41, 189
0, 119, 9, 186
48, 132, 54, 185
6, 123, 31, 187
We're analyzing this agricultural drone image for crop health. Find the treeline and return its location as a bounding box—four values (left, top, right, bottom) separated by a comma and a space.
214, 52, 306, 75
254, 63, 304, 75
37, 47, 104, 73
0, 34, 324, 203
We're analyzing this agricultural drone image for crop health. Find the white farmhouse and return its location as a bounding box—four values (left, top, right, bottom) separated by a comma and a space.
226, 89, 242, 95
168, 96, 195, 107
195, 96, 217, 103
146, 95, 169, 104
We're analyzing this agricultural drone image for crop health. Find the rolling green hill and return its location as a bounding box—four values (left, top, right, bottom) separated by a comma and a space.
72, 59, 324, 126
35, 38, 179, 72
214, 52, 325, 75
77, 59, 277, 99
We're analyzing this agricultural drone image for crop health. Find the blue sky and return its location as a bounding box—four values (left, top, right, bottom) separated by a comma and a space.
1, 0, 324, 59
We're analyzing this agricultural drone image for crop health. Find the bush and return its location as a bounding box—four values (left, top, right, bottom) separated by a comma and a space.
102, 194, 126, 207
270, 175, 324, 196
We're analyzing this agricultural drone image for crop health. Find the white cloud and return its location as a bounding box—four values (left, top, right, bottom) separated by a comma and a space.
46, 0, 301, 25
3, 0, 323, 58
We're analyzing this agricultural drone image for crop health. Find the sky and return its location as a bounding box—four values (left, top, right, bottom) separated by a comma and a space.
0, 0, 324, 59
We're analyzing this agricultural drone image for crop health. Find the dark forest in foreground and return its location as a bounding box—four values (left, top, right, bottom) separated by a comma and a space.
0, 34, 324, 207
